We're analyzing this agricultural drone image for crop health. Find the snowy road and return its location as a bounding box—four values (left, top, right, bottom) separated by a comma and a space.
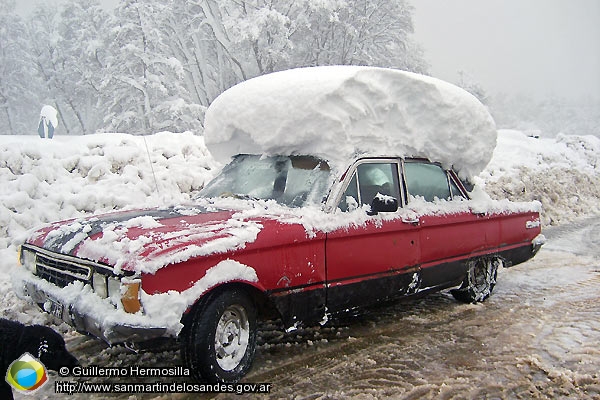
543, 216, 600, 257
17, 218, 600, 399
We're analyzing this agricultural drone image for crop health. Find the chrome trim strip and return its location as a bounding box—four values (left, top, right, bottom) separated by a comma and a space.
22, 244, 115, 275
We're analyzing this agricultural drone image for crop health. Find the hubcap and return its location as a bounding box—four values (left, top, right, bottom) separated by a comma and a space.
214, 304, 250, 371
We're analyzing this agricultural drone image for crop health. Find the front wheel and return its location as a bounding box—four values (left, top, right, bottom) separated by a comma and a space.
181, 289, 257, 383
451, 257, 500, 303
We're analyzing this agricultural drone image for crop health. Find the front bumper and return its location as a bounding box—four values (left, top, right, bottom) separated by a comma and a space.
17, 273, 170, 345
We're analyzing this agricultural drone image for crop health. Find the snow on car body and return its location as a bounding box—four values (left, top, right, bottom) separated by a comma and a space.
14, 66, 544, 383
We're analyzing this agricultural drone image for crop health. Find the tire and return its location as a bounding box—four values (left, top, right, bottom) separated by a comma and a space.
181, 289, 257, 383
451, 257, 500, 303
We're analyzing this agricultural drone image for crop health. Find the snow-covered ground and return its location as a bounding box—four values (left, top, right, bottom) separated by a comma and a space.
1, 128, 599, 326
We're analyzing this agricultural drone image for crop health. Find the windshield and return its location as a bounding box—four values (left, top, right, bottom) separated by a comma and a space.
199, 155, 332, 207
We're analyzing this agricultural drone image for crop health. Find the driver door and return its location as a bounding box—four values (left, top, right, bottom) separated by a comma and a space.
326, 159, 421, 313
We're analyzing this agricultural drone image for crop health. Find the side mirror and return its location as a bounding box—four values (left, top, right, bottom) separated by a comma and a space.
368, 194, 399, 215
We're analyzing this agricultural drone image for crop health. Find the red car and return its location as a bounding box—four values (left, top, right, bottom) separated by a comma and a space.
15, 153, 544, 383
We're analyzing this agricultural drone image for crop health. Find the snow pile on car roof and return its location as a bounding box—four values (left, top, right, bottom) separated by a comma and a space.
204, 66, 497, 179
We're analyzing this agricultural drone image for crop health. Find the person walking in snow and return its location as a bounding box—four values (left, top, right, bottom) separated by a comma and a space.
38, 105, 58, 139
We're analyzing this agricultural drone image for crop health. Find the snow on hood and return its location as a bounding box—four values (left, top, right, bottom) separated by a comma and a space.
204, 66, 497, 180
30, 206, 262, 275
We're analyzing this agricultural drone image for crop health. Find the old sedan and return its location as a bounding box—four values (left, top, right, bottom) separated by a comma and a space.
15, 66, 544, 383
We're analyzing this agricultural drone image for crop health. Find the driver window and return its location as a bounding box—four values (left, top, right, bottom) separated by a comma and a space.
338, 162, 401, 211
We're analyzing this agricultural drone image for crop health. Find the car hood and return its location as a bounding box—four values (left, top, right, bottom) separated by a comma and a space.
26, 206, 264, 274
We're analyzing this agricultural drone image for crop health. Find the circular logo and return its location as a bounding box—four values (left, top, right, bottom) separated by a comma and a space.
5, 352, 48, 394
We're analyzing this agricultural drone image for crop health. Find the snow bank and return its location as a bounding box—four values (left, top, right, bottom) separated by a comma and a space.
478, 130, 600, 225
0, 132, 218, 274
204, 66, 497, 180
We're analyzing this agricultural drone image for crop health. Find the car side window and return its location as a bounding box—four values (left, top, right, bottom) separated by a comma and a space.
338, 162, 401, 211
404, 162, 451, 202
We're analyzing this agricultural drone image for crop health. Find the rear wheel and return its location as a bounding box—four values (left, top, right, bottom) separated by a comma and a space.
451, 257, 500, 303
181, 289, 257, 383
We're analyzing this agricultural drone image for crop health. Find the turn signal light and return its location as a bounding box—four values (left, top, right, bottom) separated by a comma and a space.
121, 280, 141, 314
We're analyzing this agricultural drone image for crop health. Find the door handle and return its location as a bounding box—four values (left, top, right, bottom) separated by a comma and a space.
402, 218, 419, 225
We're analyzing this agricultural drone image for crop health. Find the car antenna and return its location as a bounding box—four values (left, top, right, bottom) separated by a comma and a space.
142, 134, 161, 200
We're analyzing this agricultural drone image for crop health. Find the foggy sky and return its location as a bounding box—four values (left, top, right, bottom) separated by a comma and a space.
413, 0, 600, 101
13, 0, 600, 101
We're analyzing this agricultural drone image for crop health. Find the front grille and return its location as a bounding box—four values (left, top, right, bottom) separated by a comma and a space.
35, 252, 93, 288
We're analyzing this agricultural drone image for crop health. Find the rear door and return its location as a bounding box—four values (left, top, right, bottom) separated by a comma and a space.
325, 159, 421, 313
402, 160, 499, 287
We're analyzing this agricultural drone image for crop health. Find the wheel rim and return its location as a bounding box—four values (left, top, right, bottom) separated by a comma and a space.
215, 304, 250, 371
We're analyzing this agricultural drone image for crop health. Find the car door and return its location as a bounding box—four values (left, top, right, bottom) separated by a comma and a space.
402, 160, 499, 288
325, 159, 421, 313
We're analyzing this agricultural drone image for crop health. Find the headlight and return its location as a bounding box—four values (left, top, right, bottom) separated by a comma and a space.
19, 248, 37, 272
96, 274, 142, 314
92, 273, 108, 298
107, 276, 121, 303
